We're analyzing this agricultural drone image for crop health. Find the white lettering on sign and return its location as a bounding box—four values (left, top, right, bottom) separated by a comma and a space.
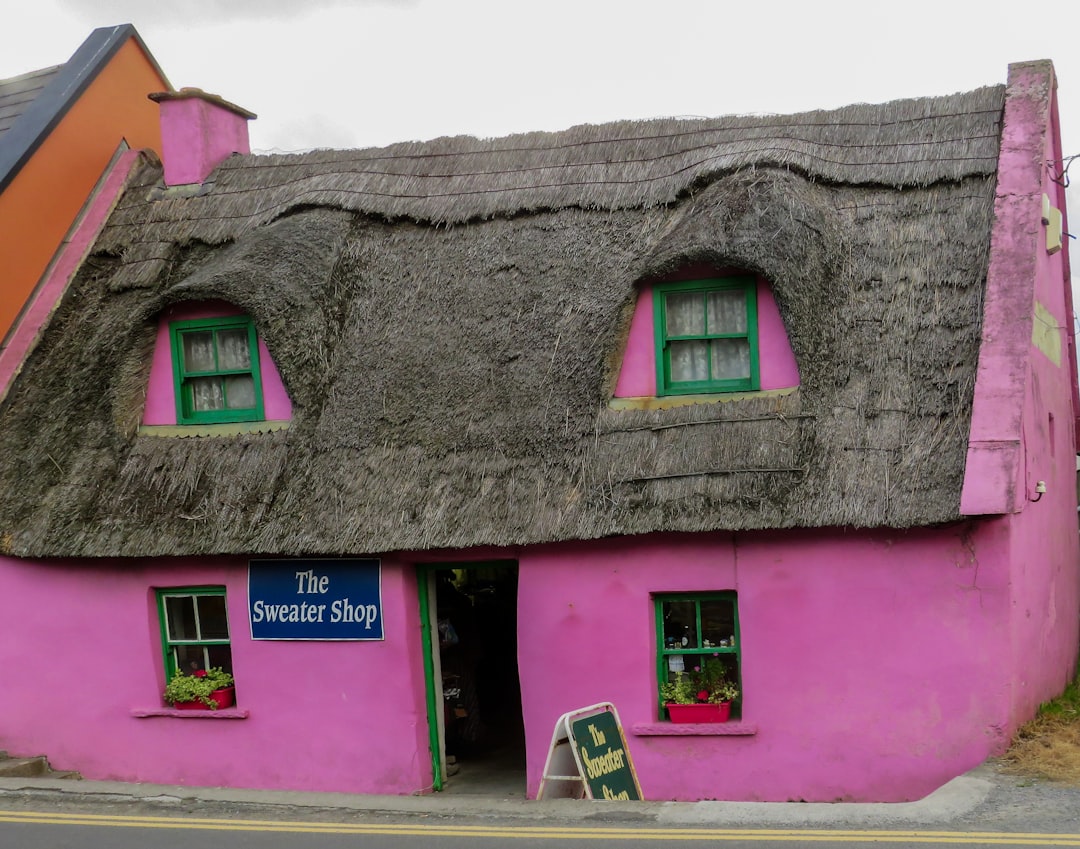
330, 598, 379, 627
251, 600, 327, 623
295, 569, 330, 594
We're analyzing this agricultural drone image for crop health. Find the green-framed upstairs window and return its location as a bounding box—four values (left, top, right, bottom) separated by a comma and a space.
157, 588, 234, 682
655, 592, 742, 719
654, 277, 759, 395
170, 315, 264, 425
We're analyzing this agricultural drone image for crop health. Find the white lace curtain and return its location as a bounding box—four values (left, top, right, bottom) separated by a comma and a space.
189, 376, 255, 412
182, 328, 255, 412
666, 290, 750, 383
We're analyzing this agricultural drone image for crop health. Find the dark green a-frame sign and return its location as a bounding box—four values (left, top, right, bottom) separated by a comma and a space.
538, 702, 642, 800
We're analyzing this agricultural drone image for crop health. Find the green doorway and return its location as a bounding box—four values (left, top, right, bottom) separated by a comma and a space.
418, 561, 525, 793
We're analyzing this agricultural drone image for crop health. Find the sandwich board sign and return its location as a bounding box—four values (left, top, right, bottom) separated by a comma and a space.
537, 702, 642, 800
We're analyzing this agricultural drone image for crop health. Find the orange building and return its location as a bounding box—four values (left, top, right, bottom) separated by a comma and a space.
0, 24, 170, 351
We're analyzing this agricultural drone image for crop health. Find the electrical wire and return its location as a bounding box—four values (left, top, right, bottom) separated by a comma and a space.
1047, 154, 1080, 188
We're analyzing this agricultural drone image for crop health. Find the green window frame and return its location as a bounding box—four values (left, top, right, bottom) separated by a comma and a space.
653, 277, 760, 395
170, 315, 265, 425
156, 588, 234, 683
655, 592, 741, 719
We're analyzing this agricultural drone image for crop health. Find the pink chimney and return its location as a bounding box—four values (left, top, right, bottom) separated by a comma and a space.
148, 88, 256, 186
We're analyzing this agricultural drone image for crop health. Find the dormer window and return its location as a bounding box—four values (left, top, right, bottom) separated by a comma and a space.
170, 315, 264, 425
653, 276, 760, 395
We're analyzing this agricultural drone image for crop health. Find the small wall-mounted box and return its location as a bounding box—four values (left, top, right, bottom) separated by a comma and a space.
1043, 193, 1063, 255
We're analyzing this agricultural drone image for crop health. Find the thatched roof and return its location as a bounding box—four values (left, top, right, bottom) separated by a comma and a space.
0, 82, 1007, 558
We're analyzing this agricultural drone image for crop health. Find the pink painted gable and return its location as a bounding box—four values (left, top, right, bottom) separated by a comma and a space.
961, 61, 1078, 515
143, 301, 292, 426
614, 269, 799, 398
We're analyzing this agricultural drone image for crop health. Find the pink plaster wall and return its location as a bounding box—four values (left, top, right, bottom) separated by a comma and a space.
614, 274, 799, 398
0, 518, 1052, 801
142, 301, 292, 425
0, 554, 431, 794
517, 526, 1013, 802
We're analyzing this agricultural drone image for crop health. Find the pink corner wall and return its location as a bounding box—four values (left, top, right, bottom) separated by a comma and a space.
0, 554, 431, 794
1003, 66, 1080, 723
142, 300, 292, 425
959, 60, 1080, 727
614, 271, 799, 397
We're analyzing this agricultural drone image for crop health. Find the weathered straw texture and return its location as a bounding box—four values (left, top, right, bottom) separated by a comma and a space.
0, 84, 1005, 557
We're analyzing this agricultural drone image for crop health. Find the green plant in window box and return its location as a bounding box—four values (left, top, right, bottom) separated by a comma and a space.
163, 667, 235, 709
661, 662, 739, 705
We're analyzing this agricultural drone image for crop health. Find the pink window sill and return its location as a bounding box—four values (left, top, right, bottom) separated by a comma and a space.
131, 707, 250, 719
630, 721, 757, 736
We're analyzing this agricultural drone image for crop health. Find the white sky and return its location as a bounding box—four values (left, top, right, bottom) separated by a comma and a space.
3, 0, 1079, 268
1, 0, 1074, 155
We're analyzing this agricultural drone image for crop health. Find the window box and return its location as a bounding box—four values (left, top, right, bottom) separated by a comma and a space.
172, 685, 236, 711
665, 702, 731, 723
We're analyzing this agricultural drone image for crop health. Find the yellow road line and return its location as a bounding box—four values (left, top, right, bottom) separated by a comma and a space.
0, 810, 1078, 844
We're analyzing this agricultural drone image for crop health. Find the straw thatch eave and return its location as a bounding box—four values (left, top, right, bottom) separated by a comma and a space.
0, 83, 1005, 558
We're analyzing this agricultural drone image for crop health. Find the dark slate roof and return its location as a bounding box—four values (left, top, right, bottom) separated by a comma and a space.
0, 24, 169, 194
0, 75, 1014, 558
0, 66, 62, 139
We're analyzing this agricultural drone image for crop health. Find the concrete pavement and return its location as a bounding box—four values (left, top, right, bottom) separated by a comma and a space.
3, 762, 1071, 829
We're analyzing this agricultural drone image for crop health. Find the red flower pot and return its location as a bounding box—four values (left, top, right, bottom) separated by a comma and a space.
666, 701, 731, 723
173, 686, 235, 711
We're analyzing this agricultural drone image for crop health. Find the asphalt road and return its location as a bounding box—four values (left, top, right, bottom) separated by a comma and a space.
0, 761, 1078, 846
3, 809, 1080, 849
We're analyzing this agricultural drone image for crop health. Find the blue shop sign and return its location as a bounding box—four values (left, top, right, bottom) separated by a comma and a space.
248, 559, 383, 640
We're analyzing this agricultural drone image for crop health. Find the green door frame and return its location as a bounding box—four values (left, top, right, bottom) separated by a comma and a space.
416, 565, 444, 792
417, 560, 521, 793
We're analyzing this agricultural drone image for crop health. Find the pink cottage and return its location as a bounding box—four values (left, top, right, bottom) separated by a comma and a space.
0, 60, 1076, 803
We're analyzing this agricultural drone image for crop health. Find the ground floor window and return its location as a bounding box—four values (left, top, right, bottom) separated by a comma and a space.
654, 592, 741, 719
157, 588, 234, 680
